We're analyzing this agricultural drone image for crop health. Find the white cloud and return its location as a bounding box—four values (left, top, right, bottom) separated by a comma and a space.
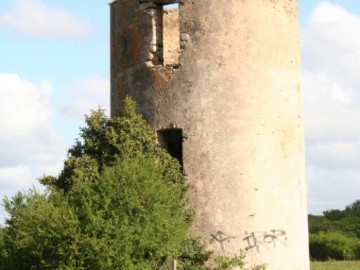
0, 73, 66, 165
302, 1, 360, 85
0, 0, 93, 39
0, 73, 67, 224
310, 2, 360, 50
302, 71, 359, 143
0, 73, 109, 223
0, 166, 33, 191
302, 2, 360, 214
59, 75, 110, 119
0, 74, 52, 142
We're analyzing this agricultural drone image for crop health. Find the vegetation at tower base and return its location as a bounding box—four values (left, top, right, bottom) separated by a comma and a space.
308, 200, 360, 261
0, 97, 264, 270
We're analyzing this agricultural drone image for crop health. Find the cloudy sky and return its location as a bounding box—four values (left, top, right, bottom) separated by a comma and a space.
0, 0, 359, 222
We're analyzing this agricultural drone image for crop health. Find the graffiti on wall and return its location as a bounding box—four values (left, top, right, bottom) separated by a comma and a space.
210, 231, 236, 251
242, 230, 287, 252
210, 229, 287, 252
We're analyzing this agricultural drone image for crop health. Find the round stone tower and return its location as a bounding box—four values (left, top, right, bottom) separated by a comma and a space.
110, 0, 309, 269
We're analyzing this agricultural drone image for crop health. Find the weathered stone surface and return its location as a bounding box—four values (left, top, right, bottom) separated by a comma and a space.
163, 9, 180, 67
180, 32, 190, 41
110, 1, 309, 269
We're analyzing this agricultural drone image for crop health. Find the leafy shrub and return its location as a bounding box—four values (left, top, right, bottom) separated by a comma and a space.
2, 191, 81, 269
309, 232, 360, 261
0, 97, 262, 269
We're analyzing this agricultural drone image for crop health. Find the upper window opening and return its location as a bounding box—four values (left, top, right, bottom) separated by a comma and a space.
161, 3, 180, 67
141, 1, 180, 67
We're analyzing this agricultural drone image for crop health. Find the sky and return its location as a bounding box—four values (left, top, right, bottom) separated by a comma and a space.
0, 0, 359, 222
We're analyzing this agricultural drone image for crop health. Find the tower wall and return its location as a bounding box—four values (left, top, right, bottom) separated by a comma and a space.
111, 1, 309, 269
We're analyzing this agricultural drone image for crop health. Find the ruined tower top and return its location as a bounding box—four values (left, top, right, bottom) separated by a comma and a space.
110, 1, 309, 269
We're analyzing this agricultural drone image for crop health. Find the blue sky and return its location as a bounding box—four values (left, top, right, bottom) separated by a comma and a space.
0, 0, 360, 222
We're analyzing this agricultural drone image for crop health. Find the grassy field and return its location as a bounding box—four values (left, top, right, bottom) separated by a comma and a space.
311, 261, 360, 270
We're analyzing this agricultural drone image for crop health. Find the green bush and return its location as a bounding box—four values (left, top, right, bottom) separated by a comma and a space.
0, 98, 189, 269
309, 232, 360, 261
2, 191, 81, 269
0, 97, 262, 269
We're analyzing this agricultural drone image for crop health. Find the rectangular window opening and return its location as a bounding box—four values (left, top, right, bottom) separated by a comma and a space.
141, 1, 180, 67
157, 129, 183, 168
162, 3, 180, 67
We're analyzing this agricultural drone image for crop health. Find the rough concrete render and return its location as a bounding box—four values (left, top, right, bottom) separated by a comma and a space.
110, 0, 310, 269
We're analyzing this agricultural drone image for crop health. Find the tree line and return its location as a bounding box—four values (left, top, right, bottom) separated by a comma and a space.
309, 200, 360, 261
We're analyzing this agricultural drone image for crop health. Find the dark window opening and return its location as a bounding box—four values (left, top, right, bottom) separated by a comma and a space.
157, 129, 183, 168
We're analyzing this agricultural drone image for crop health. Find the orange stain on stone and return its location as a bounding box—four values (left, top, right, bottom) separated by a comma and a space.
151, 69, 169, 91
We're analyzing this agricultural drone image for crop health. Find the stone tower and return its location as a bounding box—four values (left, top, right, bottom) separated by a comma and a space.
110, 0, 309, 269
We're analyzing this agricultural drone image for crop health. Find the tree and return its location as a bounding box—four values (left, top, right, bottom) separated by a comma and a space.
1, 97, 261, 270
323, 209, 346, 221
308, 200, 360, 261
2, 191, 81, 269
1, 97, 188, 269
345, 200, 360, 217
41, 97, 174, 192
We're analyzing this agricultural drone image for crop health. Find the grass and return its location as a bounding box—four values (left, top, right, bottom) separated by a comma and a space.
311, 261, 360, 270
